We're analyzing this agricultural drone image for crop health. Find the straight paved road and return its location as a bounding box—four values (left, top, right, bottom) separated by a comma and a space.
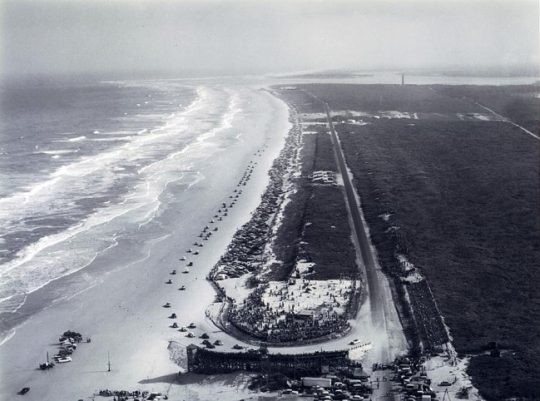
323, 103, 382, 317
322, 102, 389, 362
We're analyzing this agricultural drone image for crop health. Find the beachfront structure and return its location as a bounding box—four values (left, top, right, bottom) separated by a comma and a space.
310, 170, 336, 185
186, 344, 356, 377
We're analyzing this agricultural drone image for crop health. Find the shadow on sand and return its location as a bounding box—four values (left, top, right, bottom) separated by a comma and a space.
139, 372, 250, 386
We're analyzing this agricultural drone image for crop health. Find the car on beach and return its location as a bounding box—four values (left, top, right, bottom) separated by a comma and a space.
56, 356, 72, 363
57, 347, 73, 355
147, 393, 167, 400
178, 285, 186, 291
39, 362, 55, 370
186, 332, 195, 338
232, 344, 243, 350
18, 387, 30, 395
188, 322, 196, 329
163, 303, 171, 308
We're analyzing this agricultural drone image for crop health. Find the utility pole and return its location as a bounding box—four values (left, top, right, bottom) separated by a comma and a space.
107, 351, 111, 372
401, 73, 405, 85
441, 388, 451, 401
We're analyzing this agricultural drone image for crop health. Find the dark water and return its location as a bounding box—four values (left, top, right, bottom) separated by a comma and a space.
0, 78, 201, 311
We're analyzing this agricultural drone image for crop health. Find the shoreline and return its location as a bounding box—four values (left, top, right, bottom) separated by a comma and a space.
0, 86, 291, 401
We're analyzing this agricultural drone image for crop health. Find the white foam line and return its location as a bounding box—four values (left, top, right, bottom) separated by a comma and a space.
0, 87, 206, 209
0, 166, 180, 300
137, 88, 240, 175
92, 130, 134, 136
88, 137, 132, 142
34, 149, 78, 155
0, 86, 241, 311
0, 328, 16, 347
65, 135, 87, 142
187, 171, 206, 189
0, 234, 119, 310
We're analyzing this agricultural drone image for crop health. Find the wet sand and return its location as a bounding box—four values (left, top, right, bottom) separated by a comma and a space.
0, 87, 289, 401
0, 85, 408, 401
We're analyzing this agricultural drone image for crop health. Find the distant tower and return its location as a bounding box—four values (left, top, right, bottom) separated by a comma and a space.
401, 73, 405, 85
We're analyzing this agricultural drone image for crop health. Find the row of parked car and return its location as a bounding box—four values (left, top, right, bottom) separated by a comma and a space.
39, 330, 89, 370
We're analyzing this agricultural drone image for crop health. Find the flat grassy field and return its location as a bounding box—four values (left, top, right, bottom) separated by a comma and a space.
435, 84, 540, 134
279, 83, 540, 400
272, 128, 357, 281
292, 83, 484, 113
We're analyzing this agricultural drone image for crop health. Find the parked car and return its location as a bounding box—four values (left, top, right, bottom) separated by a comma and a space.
18, 387, 30, 395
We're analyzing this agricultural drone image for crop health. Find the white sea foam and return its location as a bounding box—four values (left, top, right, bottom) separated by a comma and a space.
0, 328, 16, 347
0, 85, 244, 312
66, 135, 87, 142
35, 149, 78, 155
92, 130, 134, 136
88, 137, 133, 142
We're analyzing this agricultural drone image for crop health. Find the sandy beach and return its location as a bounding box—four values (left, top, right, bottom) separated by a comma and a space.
0, 85, 290, 401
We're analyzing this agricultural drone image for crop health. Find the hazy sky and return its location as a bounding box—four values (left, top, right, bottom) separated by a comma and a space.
1, 0, 539, 78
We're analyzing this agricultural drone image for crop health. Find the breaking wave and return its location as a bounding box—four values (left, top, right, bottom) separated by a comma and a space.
0, 84, 242, 313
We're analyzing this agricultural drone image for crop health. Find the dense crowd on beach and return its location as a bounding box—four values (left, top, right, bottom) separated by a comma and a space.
211, 116, 302, 280
229, 285, 349, 343
210, 106, 359, 344
96, 389, 167, 400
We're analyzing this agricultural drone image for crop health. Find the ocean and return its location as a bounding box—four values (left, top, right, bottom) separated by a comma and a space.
0, 77, 271, 327
1, 72, 536, 340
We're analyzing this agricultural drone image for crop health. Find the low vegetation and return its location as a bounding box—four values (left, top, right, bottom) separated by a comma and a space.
272, 127, 357, 281
435, 84, 540, 134
282, 83, 540, 400
339, 118, 540, 400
